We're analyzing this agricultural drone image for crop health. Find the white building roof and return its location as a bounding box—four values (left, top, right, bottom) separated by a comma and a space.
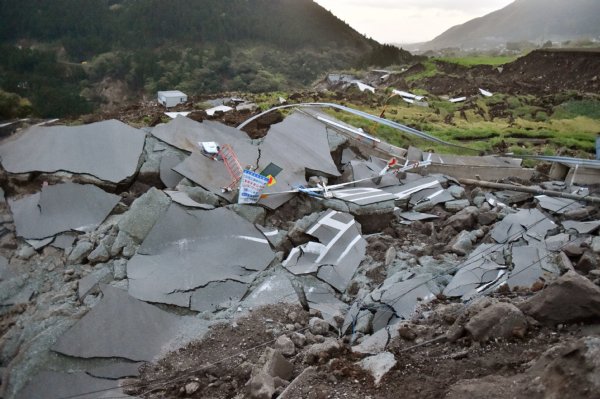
158, 90, 187, 97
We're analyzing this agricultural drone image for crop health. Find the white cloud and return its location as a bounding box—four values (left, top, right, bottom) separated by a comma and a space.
314, 0, 515, 43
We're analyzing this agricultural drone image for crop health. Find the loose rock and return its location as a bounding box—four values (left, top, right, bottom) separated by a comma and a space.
519, 270, 600, 325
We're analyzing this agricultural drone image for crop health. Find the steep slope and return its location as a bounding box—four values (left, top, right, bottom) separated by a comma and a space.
423, 0, 600, 50
0, 0, 414, 117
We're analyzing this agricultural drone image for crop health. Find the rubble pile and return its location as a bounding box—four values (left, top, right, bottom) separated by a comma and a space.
0, 106, 598, 399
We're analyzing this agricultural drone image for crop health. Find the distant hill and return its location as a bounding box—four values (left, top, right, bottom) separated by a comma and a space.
422, 0, 600, 50
0, 0, 415, 118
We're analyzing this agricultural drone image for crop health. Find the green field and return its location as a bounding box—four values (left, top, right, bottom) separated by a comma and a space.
252, 91, 600, 161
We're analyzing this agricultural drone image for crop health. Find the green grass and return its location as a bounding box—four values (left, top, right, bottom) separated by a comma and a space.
404, 60, 439, 82
435, 55, 520, 67
553, 99, 600, 119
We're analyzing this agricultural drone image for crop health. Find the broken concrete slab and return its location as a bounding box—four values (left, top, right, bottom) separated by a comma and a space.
151, 115, 251, 153
0, 255, 13, 281
9, 183, 120, 240
0, 120, 146, 184
382, 176, 444, 201
51, 232, 77, 250
190, 280, 248, 312
159, 152, 185, 188
53, 284, 209, 361
283, 210, 366, 292
396, 211, 438, 222
562, 220, 600, 234
78, 267, 113, 300
535, 195, 584, 214
164, 190, 215, 209
15, 371, 131, 399
127, 204, 274, 308
506, 245, 560, 290
86, 361, 144, 379
352, 325, 399, 355
490, 208, 556, 244
258, 111, 341, 209
370, 273, 442, 325
349, 158, 400, 188
240, 268, 298, 309
332, 187, 397, 206
444, 244, 507, 300
173, 148, 258, 203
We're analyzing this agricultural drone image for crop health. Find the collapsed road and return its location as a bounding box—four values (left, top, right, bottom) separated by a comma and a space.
0, 103, 599, 399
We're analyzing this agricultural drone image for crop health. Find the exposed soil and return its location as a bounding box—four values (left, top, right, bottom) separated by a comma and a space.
414, 49, 600, 96
127, 293, 596, 399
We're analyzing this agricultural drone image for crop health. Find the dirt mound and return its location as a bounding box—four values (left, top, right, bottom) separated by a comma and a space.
415, 50, 600, 96
499, 49, 600, 94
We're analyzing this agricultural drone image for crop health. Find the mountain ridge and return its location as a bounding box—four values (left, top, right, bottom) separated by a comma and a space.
0, 0, 415, 118
422, 0, 600, 50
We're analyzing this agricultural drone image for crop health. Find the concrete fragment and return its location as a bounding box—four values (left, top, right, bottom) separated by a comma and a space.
352, 325, 399, 355
519, 271, 600, 325
490, 208, 555, 244
562, 220, 600, 234
9, 183, 120, 240
357, 351, 397, 386
284, 210, 366, 292
0, 120, 146, 183
444, 244, 507, 300
506, 245, 560, 290
465, 302, 527, 341
15, 371, 127, 399
128, 204, 274, 308
78, 267, 112, 299
53, 285, 209, 361
86, 362, 143, 379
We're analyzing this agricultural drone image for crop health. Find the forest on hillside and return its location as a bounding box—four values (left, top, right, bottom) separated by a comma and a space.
0, 0, 415, 118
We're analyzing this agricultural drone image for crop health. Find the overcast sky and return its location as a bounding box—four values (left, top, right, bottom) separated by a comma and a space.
314, 0, 515, 44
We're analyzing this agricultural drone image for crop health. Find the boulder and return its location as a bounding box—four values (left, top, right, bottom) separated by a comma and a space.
575, 251, 599, 274
87, 243, 110, 264
67, 241, 94, 264
117, 187, 170, 243
465, 302, 527, 341
274, 335, 295, 357
304, 338, 340, 364
445, 199, 470, 213
445, 208, 478, 231
308, 317, 330, 335
263, 348, 293, 381
519, 271, 600, 325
